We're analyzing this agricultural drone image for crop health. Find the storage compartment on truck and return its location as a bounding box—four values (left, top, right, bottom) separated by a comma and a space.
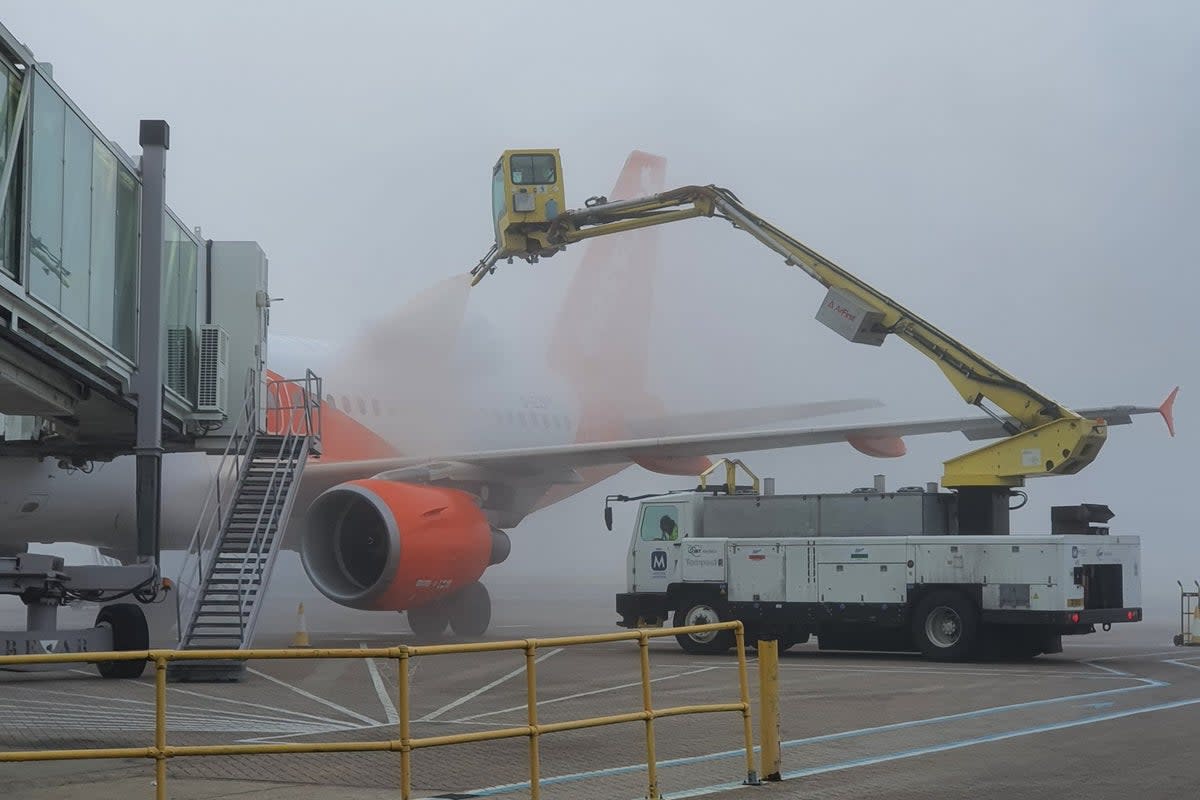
1074, 564, 1123, 609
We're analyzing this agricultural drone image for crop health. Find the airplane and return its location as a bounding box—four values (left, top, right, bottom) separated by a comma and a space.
0, 152, 1175, 640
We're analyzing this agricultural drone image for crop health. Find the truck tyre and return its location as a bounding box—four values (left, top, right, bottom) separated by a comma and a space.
407, 598, 450, 639
912, 590, 978, 661
674, 601, 733, 655
95, 603, 149, 679
448, 582, 491, 638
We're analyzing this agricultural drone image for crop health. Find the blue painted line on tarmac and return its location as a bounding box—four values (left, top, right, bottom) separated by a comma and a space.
778, 696, 1200, 780
464, 675, 1164, 797
648, 696, 1200, 800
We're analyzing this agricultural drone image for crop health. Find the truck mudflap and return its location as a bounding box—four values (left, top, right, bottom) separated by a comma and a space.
616, 593, 671, 628
981, 608, 1142, 626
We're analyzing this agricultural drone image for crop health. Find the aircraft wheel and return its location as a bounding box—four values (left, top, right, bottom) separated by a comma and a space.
407, 599, 450, 639
95, 603, 149, 679
448, 582, 491, 638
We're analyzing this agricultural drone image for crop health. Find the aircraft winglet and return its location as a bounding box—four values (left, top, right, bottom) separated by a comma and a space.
1160, 386, 1179, 437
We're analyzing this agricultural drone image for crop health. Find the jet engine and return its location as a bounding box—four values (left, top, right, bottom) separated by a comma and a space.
301, 480, 508, 612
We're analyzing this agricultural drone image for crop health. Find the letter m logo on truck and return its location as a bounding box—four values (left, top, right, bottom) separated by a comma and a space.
650, 550, 668, 573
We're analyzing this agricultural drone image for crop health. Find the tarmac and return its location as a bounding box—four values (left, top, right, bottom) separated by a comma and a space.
2, 572, 1198, 799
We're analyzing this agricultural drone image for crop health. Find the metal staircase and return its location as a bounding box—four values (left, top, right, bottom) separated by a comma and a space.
170, 371, 322, 681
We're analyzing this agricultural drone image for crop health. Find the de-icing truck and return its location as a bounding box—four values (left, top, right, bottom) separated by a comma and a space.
612, 464, 1141, 661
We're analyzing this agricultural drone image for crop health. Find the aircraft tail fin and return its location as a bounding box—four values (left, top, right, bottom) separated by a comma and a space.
547, 151, 668, 438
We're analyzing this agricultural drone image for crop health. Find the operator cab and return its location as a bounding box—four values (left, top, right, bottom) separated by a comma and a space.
490, 149, 565, 259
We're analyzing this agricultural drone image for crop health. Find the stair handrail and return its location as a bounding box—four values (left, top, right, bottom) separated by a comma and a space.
174, 368, 259, 645
230, 374, 322, 642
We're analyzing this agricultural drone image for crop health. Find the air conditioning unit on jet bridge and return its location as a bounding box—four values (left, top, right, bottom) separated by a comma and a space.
196, 324, 230, 415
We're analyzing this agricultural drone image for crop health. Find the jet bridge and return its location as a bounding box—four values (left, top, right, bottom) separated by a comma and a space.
0, 22, 319, 678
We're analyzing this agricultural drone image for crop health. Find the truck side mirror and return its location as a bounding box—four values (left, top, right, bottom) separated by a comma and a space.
604, 506, 613, 531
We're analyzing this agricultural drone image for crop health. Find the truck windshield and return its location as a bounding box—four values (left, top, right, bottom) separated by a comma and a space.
640, 504, 680, 541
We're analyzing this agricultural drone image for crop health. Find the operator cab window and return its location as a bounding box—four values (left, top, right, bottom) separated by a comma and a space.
640, 504, 681, 542
510, 154, 556, 186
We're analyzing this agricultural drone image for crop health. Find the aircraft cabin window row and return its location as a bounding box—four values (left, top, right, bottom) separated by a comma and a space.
318, 392, 572, 430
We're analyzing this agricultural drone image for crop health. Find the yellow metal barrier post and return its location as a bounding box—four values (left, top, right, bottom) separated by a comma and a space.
757, 639, 782, 781
735, 625, 761, 786
398, 648, 412, 800
638, 631, 662, 800
154, 655, 168, 800
525, 641, 541, 800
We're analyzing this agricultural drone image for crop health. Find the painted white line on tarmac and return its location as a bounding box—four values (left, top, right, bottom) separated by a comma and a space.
246, 667, 381, 726
16, 686, 326, 727
689, 662, 1134, 680
454, 666, 720, 722
1163, 658, 1200, 672
361, 643, 400, 725
1084, 660, 1131, 677
416, 648, 563, 722
1085, 649, 1191, 662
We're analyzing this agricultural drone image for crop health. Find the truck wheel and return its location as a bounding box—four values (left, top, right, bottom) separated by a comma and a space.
912, 590, 978, 661
448, 582, 491, 638
407, 599, 450, 639
674, 601, 733, 655
95, 603, 149, 679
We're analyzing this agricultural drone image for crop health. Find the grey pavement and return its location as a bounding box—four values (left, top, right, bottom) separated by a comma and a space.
2, 578, 1198, 799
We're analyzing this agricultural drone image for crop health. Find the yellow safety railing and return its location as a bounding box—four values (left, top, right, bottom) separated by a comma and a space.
0, 622, 757, 800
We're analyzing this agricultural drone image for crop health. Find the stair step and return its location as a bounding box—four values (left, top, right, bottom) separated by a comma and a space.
186, 634, 244, 640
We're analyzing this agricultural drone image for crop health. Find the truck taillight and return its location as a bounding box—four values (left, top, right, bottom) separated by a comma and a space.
1127, 610, 1136, 621
1070, 612, 1081, 624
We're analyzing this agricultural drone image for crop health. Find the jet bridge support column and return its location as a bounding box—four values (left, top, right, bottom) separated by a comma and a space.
133, 120, 169, 566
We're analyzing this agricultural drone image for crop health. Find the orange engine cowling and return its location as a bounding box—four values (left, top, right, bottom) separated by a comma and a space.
301, 480, 503, 611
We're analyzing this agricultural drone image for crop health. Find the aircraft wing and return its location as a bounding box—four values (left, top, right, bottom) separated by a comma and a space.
623, 398, 884, 438
303, 397, 1174, 492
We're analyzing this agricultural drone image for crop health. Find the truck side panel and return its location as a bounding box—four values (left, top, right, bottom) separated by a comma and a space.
727, 542, 785, 601
819, 562, 907, 604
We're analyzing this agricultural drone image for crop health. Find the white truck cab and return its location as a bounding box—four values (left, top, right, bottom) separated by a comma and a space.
616, 481, 1142, 661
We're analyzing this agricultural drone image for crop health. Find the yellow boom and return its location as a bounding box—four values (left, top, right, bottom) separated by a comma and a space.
472, 150, 1108, 500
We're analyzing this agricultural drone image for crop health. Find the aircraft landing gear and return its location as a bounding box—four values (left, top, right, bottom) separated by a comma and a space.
448, 582, 491, 638
405, 581, 492, 640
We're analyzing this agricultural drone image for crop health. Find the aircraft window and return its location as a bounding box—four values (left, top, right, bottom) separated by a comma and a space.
371, 398, 381, 416
640, 504, 681, 542
356, 397, 366, 415
339, 396, 351, 413
510, 153, 556, 186
325, 394, 335, 407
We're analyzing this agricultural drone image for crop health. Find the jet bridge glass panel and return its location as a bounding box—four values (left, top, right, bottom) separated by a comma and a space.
27, 73, 141, 359
0, 65, 20, 279
163, 214, 200, 402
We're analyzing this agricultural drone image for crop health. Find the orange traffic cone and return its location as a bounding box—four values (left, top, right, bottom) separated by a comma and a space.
290, 602, 311, 648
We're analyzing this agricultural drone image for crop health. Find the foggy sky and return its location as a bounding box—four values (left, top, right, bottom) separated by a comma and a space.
3, 3, 1196, 609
